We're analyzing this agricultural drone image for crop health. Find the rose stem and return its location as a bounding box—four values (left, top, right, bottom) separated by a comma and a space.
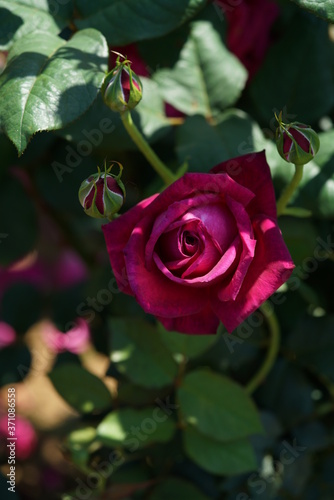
121, 110, 177, 186
276, 163, 304, 216
245, 301, 280, 395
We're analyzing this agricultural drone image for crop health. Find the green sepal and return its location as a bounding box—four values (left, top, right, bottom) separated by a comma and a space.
101, 58, 142, 113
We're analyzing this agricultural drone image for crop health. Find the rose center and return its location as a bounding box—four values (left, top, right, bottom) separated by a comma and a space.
180, 230, 200, 258
185, 233, 196, 245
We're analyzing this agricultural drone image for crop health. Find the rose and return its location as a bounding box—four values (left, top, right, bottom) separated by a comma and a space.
102, 152, 294, 334
216, 0, 279, 79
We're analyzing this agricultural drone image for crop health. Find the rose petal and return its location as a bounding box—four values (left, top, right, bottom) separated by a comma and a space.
102, 194, 158, 294
181, 231, 221, 279
145, 194, 219, 268
153, 236, 240, 287
289, 128, 310, 153
158, 302, 219, 335
218, 196, 256, 301
124, 216, 205, 317
158, 219, 202, 263
211, 215, 295, 332
144, 172, 254, 265
211, 151, 277, 219
188, 203, 236, 253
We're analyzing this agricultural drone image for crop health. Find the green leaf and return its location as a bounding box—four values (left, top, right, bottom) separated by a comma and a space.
75, 0, 207, 45
2, 284, 42, 334
249, 14, 334, 124
157, 323, 217, 361
110, 318, 178, 388
107, 463, 151, 487
0, 0, 74, 50
154, 21, 247, 119
279, 217, 318, 266
282, 207, 312, 217
176, 110, 265, 172
183, 426, 257, 476
286, 315, 334, 383
149, 477, 210, 500
0, 175, 38, 266
66, 427, 97, 467
59, 77, 171, 153
0, 29, 108, 154
265, 139, 294, 187
117, 382, 164, 407
293, 130, 334, 218
289, 0, 334, 22
49, 363, 113, 414
265, 132, 334, 219
97, 408, 176, 449
255, 359, 316, 426
177, 369, 263, 442
67, 427, 97, 447
0, 345, 31, 387
133, 77, 171, 141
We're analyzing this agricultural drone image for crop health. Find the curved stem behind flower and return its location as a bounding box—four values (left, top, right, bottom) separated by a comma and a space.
121, 110, 177, 186
245, 301, 280, 395
276, 164, 304, 216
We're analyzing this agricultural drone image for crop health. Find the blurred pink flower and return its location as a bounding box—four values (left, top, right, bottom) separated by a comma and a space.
0, 322, 16, 349
0, 414, 37, 460
0, 252, 47, 299
43, 319, 90, 354
109, 44, 150, 77
50, 250, 88, 289
0, 249, 87, 301
217, 0, 279, 79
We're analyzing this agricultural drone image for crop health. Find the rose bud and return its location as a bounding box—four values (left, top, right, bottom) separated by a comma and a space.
78, 162, 125, 219
276, 117, 320, 165
102, 55, 142, 113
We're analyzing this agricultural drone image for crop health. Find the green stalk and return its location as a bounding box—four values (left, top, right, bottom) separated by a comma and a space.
276, 164, 304, 216
245, 302, 280, 395
121, 110, 177, 186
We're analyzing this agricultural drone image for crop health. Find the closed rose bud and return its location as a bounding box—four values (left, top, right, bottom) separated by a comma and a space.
102, 56, 142, 113
78, 163, 125, 219
276, 118, 320, 165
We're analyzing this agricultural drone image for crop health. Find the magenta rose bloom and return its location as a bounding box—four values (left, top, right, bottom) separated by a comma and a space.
217, 0, 279, 79
103, 152, 294, 334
